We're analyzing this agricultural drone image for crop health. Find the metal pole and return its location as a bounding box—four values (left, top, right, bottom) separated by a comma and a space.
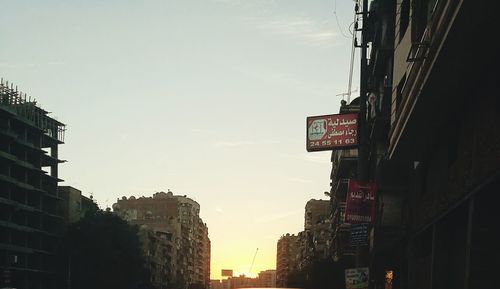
356, 0, 370, 274
358, 0, 369, 184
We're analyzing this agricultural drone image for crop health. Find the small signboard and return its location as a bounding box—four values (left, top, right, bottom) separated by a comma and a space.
345, 180, 377, 224
345, 267, 369, 289
350, 223, 369, 246
306, 113, 358, 152
221, 269, 233, 277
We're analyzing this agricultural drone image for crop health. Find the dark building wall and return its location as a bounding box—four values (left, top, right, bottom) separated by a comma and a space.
0, 82, 66, 289
368, 1, 500, 288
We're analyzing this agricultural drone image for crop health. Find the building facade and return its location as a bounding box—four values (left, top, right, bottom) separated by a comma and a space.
59, 186, 97, 224
329, 147, 358, 264
257, 269, 276, 288
298, 199, 331, 270
113, 191, 211, 289
328, 0, 500, 288
0, 80, 66, 289
276, 233, 298, 287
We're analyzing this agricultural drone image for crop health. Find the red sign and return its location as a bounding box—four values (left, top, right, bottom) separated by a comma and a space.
221, 269, 233, 277
306, 113, 358, 152
345, 180, 377, 224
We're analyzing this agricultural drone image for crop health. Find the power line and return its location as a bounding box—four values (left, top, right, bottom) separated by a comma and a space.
333, 0, 351, 39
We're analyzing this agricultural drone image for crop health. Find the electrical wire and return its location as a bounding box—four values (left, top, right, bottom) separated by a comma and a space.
334, 0, 351, 39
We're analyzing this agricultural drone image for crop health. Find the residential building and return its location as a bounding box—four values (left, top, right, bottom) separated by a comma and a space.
228, 274, 258, 289
354, 0, 499, 288
277, 199, 332, 285
0, 80, 66, 289
113, 191, 211, 289
59, 186, 97, 224
276, 233, 298, 287
210, 279, 223, 289
304, 199, 330, 230
257, 269, 276, 288
298, 199, 331, 269
138, 227, 176, 289
329, 141, 360, 267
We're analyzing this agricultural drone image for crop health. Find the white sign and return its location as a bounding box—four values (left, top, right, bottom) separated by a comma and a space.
345, 267, 369, 289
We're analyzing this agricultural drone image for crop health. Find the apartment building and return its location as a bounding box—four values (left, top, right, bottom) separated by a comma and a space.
113, 191, 211, 289
276, 233, 298, 287
361, 0, 499, 288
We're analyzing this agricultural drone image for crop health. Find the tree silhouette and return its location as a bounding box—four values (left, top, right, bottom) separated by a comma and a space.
65, 210, 152, 289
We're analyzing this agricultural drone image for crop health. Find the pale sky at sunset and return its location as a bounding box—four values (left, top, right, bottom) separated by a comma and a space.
1, 0, 358, 280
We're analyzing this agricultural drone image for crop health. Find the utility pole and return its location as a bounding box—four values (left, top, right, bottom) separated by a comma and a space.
356, 0, 370, 271
358, 0, 369, 184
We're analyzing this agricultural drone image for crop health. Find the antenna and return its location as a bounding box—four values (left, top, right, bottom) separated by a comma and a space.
336, 89, 358, 103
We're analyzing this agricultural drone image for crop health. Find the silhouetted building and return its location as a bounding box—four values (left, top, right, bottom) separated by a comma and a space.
138, 227, 176, 289
59, 186, 97, 224
276, 233, 298, 287
297, 199, 331, 269
329, 147, 359, 265
356, 0, 499, 288
0, 80, 66, 289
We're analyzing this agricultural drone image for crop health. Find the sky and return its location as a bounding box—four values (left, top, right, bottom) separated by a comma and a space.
1, 0, 359, 280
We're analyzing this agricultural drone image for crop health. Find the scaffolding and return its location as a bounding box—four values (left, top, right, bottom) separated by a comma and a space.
0, 79, 66, 142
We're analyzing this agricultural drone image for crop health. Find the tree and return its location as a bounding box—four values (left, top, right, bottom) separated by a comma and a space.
65, 210, 152, 289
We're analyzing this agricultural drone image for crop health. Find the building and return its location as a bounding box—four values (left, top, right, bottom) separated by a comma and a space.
0, 80, 66, 289
276, 199, 332, 286
298, 199, 331, 269
210, 279, 223, 289
138, 227, 176, 289
350, 0, 499, 288
276, 233, 298, 287
304, 199, 330, 231
227, 274, 259, 289
329, 149, 358, 260
196, 218, 211, 288
257, 269, 276, 288
113, 191, 211, 289
59, 186, 97, 224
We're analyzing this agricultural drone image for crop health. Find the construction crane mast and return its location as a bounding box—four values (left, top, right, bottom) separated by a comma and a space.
248, 248, 258, 276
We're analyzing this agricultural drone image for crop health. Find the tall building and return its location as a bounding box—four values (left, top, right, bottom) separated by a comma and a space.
276, 233, 298, 287
299, 199, 331, 269
304, 199, 330, 230
113, 191, 211, 289
138, 227, 176, 289
342, 0, 499, 288
329, 146, 359, 265
0, 81, 66, 289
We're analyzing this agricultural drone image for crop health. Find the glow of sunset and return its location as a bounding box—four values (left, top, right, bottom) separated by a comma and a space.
0, 0, 357, 283
211, 247, 274, 280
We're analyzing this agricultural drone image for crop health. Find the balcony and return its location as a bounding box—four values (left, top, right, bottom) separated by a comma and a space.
389, 0, 463, 158
330, 149, 358, 182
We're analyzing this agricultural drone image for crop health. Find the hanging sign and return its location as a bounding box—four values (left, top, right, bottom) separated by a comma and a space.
306, 113, 358, 152
345, 180, 377, 224
350, 223, 369, 246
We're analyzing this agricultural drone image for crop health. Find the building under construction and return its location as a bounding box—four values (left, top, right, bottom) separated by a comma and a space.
0, 80, 66, 289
